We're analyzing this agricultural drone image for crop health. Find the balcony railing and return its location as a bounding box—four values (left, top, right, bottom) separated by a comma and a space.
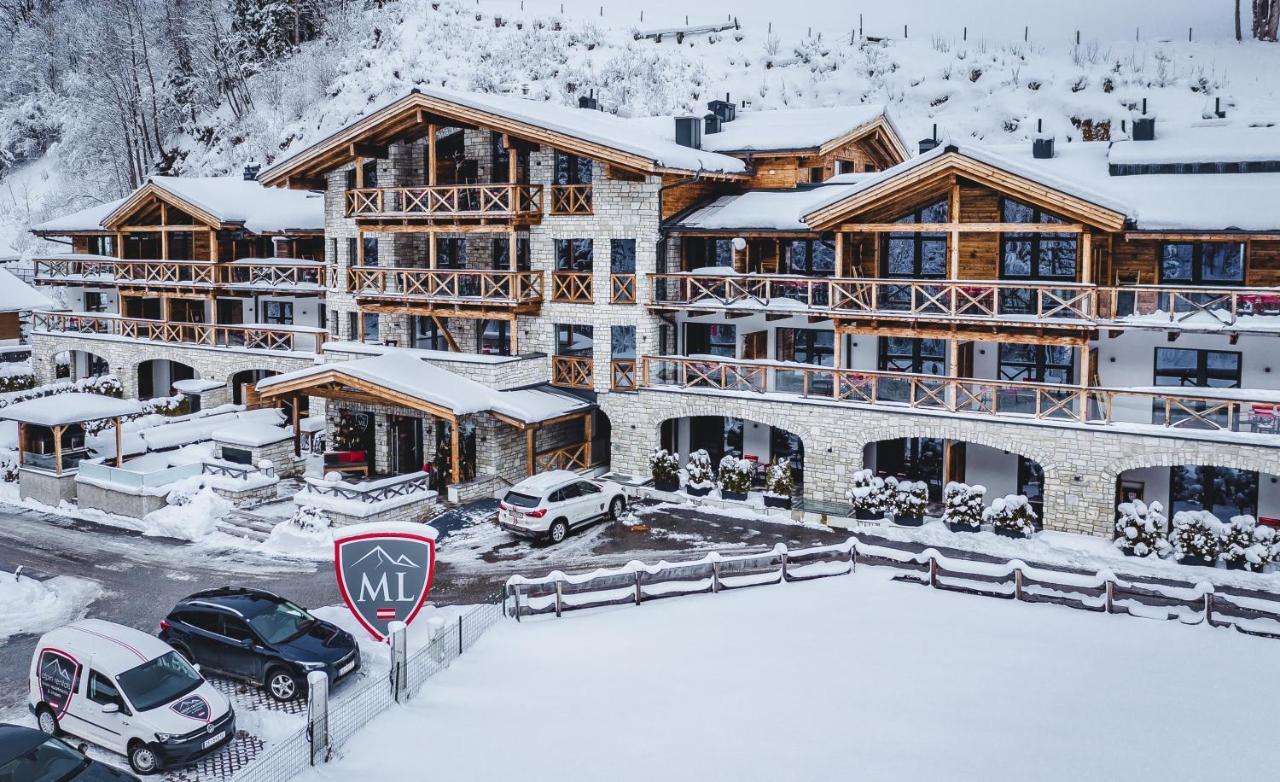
549, 184, 593, 215
610, 359, 637, 391
534, 443, 590, 472
34, 257, 325, 290
551, 271, 593, 303
551, 355, 593, 389
640, 355, 1280, 438
222, 261, 326, 289
610, 273, 637, 304
348, 267, 543, 306
343, 185, 543, 219
33, 256, 116, 281
33, 312, 325, 354
1096, 285, 1280, 327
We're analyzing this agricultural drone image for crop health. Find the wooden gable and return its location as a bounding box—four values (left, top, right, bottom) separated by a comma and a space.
101, 183, 225, 231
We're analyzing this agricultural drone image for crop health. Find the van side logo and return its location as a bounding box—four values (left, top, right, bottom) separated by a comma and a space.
335, 531, 436, 641
170, 694, 211, 722
37, 649, 81, 719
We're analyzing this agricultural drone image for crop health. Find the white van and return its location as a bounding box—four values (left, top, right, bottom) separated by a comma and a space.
28, 619, 235, 775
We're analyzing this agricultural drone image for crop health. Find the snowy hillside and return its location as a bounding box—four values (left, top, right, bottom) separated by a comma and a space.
4, 0, 1275, 257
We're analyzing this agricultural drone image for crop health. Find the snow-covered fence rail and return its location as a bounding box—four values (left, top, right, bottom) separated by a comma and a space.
302, 471, 431, 503
505, 538, 1280, 638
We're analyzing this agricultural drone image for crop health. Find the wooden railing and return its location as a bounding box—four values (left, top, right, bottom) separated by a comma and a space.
32, 312, 326, 354
549, 184, 593, 215
610, 273, 637, 304
222, 262, 326, 289
551, 355, 593, 389
34, 257, 326, 290
343, 184, 543, 218
33, 256, 116, 281
1095, 285, 1280, 326
639, 355, 1280, 436
551, 271, 593, 303
534, 443, 590, 472
610, 359, 637, 391
348, 267, 543, 305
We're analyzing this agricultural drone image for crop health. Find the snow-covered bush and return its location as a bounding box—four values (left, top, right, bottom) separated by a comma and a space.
0, 374, 123, 412
892, 480, 928, 519
287, 504, 331, 534
0, 449, 16, 482
648, 447, 678, 483
684, 449, 714, 491
942, 482, 985, 531
1170, 510, 1224, 563
717, 455, 753, 495
984, 494, 1037, 538
1113, 499, 1169, 557
0, 372, 35, 394
765, 459, 793, 498
846, 469, 888, 517
1220, 515, 1272, 572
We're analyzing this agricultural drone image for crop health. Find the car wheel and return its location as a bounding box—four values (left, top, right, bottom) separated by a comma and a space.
608, 496, 625, 520
128, 741, 160, 775
548, 519, 569, 544
266, 668, 301, 701
172, 643, 195, 665
36, 705, 59, 736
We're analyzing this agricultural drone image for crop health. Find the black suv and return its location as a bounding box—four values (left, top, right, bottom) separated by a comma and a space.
158, 587, 360, 701
0, 723, 138, 780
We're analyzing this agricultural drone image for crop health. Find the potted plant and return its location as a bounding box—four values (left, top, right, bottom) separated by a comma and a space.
1170, 510, 1223, 567
942, 482, 985, 533
648, 448, 679, 492
846, 469, 887, 521
684, 449, 714, 497
892, 480, 928, 526
717, 455, 753, 501
984, 494, 1037, 539
1113, 499, 1170, 558
763, 458, 793, 509
1220, 515, 1271, 572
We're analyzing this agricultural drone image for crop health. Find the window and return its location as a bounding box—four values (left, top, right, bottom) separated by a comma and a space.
434, 238, 466, 269
83, 291, 106, 313
222, 446, 252, 465
684, 323, 735, 358
87, 670, 125, 709
262, 301, 293, 325
554, 151, 593, 185
88, 235, 115, 256
881, 200, 948, 278
683, 237, 734, 270
776, 328, 833, 366
0, 734, 88, 780
836, 160, 856, 175
412, 316, 448, 351
347, 312, 358, 341
1170, 465, 1258, 519
610, 239, 636, 274
786, 238, 836, 275
1160, 242, 1245, 285
554, 239, 593, 271
999, 198, 1077, 281
998, 344, 1075, 384
808, 166, 824, 183
576, 481, 602, 495
1153, 348, 1241, 389
611, 325, 636, 359
346, 238, 358, 266
878, 337, 946, 375
362, 236, 379, 266
555, 324, 593, 356
116, 652, 202, 712
492, 237, 530, 271
490, 132, 511, 183
476, 319, 510, 356
169, 232, 193, 261
360, 313, 380, 344
246, 601, 316, 646
221, 616, 255, 642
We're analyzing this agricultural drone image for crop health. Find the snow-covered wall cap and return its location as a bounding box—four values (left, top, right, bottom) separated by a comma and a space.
335, 519, 440, 542
1108, 121, 1280, 166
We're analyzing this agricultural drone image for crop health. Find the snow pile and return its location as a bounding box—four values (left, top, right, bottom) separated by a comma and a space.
0, 374, 123, 412
260, 505, 335, 560
139, 483, 233, 541
0, 569, 101, 643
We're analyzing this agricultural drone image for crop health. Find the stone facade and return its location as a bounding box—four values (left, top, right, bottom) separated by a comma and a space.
19, 467, 78, 507
211, 437, 304, 479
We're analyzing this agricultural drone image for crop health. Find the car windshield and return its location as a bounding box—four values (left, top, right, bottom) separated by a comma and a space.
503, 491, 541, 508
247, 601, 316, 645
116, 651, 203, 712
0, 736, 89, 782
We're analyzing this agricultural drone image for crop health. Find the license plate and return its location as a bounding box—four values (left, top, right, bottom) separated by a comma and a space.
202, 732, 225, 750
339, 660, 356, 676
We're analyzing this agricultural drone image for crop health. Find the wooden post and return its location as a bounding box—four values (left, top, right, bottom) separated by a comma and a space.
505, 134, 517, 184
509, 314, 520, 355
427, 125, 437, 187
948, 180, 961, 279
356, 229, 365, 268
16, 422, 23, 466
583, 411, 593, 468
508, 230, 518, 272
450, 418, 461, 485
114, 418, 123, 467
52, 424, 63, 476
115, 232, 125, 259
209, 229, 218, 261
428, 232, 438, 270
525, 426, 536, 476
1080, 230, 1093, 285
834, 231, 845, 278
292, 395, 302, 457
354, 156, 365, 189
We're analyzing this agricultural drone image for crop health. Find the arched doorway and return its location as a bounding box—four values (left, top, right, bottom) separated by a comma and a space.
1117, 464, 1280, 524
659, 415, 805, 491
864, 437, 1044, 518
57, 350, 111, 381
136, 359, 196, 400
230, 369, 279, 406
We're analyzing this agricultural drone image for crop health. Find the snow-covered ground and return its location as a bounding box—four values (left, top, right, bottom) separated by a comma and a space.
0, 569, 101, 644
300, 568, 1272, 781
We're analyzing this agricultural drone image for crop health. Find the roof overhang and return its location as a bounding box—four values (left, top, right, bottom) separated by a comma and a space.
101, 182, 228, 231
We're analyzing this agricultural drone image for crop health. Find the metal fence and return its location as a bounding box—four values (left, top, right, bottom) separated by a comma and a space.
229, 601, 504, 782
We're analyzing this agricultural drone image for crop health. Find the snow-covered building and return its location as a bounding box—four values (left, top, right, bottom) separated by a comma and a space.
29, 87, 1280, 535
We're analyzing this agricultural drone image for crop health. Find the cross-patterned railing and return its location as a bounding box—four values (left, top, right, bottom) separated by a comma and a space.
534, 443, 590, 472
348, 267, 543, 306
610, 273, 637, 304
32, 256, 116, 281
551, 271, 593, 303
610, 359, 637, 391
33, 257, 326, 290
639, 355, 1280, 437
343, 185, 543, 219
549, 184, 593, 215
551, 355, 593, 389
32, 312, 325, 354
222, 262, 326, 289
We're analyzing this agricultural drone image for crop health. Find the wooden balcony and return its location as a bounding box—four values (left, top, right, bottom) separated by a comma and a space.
551, 271, 593, 303
640, 355, 1280, 440
32, 312, 325, 354
534, 442, 591, 472
551, 355, 593, 389
221, 261, 326, 290
610, 359, 638, 391
1095, 285, 1280, 327
348, 267, 543, 311
33, 256, 116, 282
33, 257, 325, 292
610, 273, 637, 304
343, 184, 543, 221
549, 184, 593, 215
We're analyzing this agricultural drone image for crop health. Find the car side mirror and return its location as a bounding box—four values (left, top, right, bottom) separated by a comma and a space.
239, 638, 253, 648
101, 703, 119, 714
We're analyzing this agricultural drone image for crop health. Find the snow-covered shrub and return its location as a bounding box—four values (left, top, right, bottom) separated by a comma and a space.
846, 469, 888, 517
287, 504, 331, 534
0, 374, 123, 411
717, 455, 753, 495
765, 459, 793, 498
648, 448, 678, 483
892, 481, 928, 519
1113, 500, 1169, 557
1170, 510, 1224, 563
141, 394, 189, 417
0, 449, 16, 482
942, 482, 985, 531
984, 494, 1037, 538
685, 449, 714, 491
144, 484, 232, 541
1220, 515, 1271, 572
0, 373, 35, 394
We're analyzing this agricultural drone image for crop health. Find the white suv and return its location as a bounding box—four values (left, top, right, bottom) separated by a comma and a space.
497, 470, 626, 543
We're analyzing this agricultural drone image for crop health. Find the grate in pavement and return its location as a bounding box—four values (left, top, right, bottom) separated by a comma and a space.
161, 732, 265, 782
208, 676, 306, 715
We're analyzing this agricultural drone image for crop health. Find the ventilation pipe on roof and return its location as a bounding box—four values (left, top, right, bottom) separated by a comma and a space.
707, 92, 736, 124
1032, 119, 1054, 160
243, 164, 261, 181
918, 124, 939, 154
675, 116, 702, 149
1132, 98, 1156, 142
578, 89, 599, 110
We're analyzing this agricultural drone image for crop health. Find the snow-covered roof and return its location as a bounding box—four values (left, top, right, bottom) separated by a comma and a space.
1109, 121, 1280, 166
39, 619, 178, 671
631, 105, 900, 154
31, 198, 127, 233
0, 393, 143, 425
0, 268, 56, 312
212, 423, 290, 447
258, 352, 591, 424
673, 179, 873, 231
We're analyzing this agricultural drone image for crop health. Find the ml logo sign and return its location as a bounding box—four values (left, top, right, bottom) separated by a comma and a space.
334, 523, 438, 641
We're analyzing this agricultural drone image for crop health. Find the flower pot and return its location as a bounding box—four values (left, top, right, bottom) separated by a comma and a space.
685, 485, 711, 497
1177, 555, 1215, 568
653, 477, 678, 492
947, 522, 980, 534
763, 495, 791, 509
854, 508, 881, 521
721, 490, 748, 502
894, 515, 924, 527
993, 527, 1029, 539
1224, 559, 1245, 571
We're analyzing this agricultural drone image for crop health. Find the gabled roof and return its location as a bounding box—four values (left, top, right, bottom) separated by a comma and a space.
31, 198, 128, 234
670, 177, 875, 232
259, 88, 750, 187
101, 177, 324, 233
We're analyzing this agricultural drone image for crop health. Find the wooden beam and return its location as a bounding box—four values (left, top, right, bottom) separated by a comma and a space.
583, 411, 593, 469
948, 178, 961, 278
292, 394, 302, 456
525, 427, 536, 476
450, 419, 461, 485
834, 231, 845, 278
431, 316, 460, 351
428, 232, 437, 270
114, 418, 123, 467
350, 141, 389, 160
837, 222, 1087, 234
354, 156, 365, 189
1081, 231, 1093, 286
427, 124, 437, 187
834, 321, 1091, 347
52, 424, 63, 477
16, 422, 23, 467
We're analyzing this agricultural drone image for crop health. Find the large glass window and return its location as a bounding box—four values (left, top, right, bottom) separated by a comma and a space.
262, 300, 293, 325
1160, 242, 1245, 286
1170, 465, 1258, 519
491, 237, 530, 271
1153, 347, 1242, 428
776, 328, 833, 366
411, 316, 448, 351
610, 239, 637, 274
881, 200, 948, 278
476, 320, 510, 356
997, 344, 1076, 414
555, 324, 593, 356
878, 337, 946, 404
610, 325, 636, 359
436, 238, 466, 269
554, 239, 594, 271
999, 198, 1078, 315
554, 151, 593, 185
684, 323, 736, 358
362, 236, 379, 266
786, 238, 836, 275
683, 237, 734, 270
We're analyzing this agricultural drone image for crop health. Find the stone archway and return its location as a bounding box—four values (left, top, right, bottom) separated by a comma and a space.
135, 358, 198, 400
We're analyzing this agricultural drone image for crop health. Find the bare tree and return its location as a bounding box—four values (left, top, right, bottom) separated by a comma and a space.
1255, 0, 1280, 41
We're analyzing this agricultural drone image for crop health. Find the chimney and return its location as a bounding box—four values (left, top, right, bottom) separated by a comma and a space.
704, 112, 722, 135
243, 163, 261, 181
707, 92, 736, 124
674, 116, 702, 149
1132, 98, 1156, 141
917, 123, 939, 154
1214, 97, 1227, 119
1032, 119, 1054, 159
578, 89, 598, 110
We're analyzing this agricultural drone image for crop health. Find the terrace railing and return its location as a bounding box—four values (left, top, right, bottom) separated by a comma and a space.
551, 271, 593, 303
33, 312, 326, 354
222, 262, 326, 289
348, 267, 543, 306
551, 355, 593, 389
301, 471, 433, 503
549, 184, 593, 215
343, 184, 543, 219
533, 443, 590, 472
610, 359, 637, 391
